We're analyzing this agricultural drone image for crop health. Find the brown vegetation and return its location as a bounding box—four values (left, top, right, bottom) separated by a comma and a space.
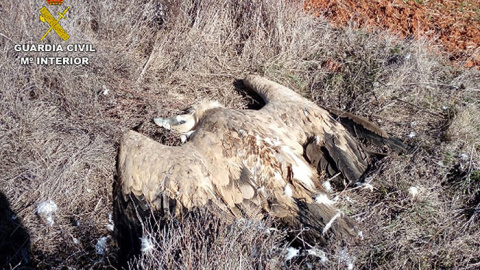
0, 0, 479, 269
305, 0, 480, 68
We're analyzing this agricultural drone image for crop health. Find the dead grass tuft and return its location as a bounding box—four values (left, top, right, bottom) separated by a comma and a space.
126, 211, 285, 270
448, 103, 480, 148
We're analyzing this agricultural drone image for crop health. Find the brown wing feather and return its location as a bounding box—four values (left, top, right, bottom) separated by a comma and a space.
298, 106, 370, 185
323, 132, 369, 184
243, 74, 305, 104
325, 107, 389, 138
118, 130, 217, 213
325, 107, 409, 153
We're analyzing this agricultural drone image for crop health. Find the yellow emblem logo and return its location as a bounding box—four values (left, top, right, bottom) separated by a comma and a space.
40, 0, 70, 41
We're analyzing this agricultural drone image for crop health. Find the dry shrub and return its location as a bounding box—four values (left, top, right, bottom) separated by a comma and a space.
448, 103, 480, 148
0, 0, 479, 269
126, 210, 285, 270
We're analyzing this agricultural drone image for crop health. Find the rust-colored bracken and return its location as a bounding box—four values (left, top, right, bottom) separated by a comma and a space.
304, 0, 480, 68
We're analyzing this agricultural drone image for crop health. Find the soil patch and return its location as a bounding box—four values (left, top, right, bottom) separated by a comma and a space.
305, 0, 480, 68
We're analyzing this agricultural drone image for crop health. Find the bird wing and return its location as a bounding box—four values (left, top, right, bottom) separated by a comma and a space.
118, 130, 219, 217
242, 75, 307, 109
325, 107, 409, 153
302, 106, 369, 185
117, 129, 269, 219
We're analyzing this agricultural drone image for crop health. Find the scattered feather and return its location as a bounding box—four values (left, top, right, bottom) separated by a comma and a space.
409, 186, 419, 199
307, 247, 328, 263
95, 237, 109, 255
36, 200, 58, 226
339, 247, 355, 270
140, 236, 155, 253
315, 194, 334, 205
344, 196, 355, 203
361, 183, 374, 192
107, 213, 114, 231
358, 230, 364, 240
285, 247, 299, 261
102, 85, 109, 95
322, 181, 333, 192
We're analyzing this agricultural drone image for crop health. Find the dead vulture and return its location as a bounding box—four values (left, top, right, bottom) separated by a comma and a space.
113, 75, 406, 261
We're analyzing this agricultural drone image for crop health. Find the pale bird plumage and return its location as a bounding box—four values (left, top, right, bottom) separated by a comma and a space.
114, 75, 407, 260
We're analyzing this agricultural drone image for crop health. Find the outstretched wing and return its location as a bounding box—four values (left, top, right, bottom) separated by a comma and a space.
117, 130, 218, 215
115, 129, 270, 225
114, 130, 222, 261
243, 75, 370, 185
242, 74, 307, 108
325, 107, 409, 153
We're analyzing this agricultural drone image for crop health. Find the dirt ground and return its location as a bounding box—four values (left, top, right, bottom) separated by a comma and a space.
304, 0, 480, 68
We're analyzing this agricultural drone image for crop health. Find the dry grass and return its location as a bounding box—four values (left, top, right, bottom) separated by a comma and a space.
125, 210, 285, 270
0, 0, 479, 269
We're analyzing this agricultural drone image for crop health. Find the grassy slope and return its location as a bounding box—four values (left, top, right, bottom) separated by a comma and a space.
0, 0, 479, 269
304, 0, 480, 68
